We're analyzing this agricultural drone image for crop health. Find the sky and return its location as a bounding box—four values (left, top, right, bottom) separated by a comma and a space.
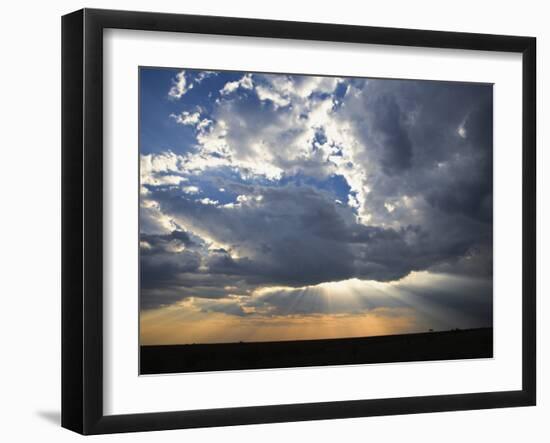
139, 67, 493, 345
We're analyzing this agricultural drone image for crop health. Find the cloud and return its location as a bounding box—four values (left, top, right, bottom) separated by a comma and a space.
197, 197, 219, 205
140, 152, 187, 187
255, 85, 291, 108
367, 94, 413, 174
195, 70, 218, 84
219, 73, 254, 95
191, 297, 247, 317
244, 271, 491, 328
168, 70, 220, 99
168, 70, 192, 99
140, 70, 493, 319
189, 79, 343, 180
332, 79, 493, 227
171, 111, 200, 125
142, 270, 492, 339
182, 185, 200, 195
170, 111, 213, 134
138, 177, 490, 310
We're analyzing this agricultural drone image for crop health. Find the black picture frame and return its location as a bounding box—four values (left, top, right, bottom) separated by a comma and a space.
62, 8, 536, 435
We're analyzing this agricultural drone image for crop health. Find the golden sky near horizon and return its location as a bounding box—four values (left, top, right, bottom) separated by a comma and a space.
140, 272, 492, 345
140, 306, 420, 345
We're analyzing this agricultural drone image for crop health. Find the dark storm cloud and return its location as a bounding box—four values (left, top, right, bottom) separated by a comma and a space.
140, 229, 203, 291
340, 80, 493, 223
140, 264, 253, 308
140, 230, 198, 254
150, 184, 357, 287
140, 248, 201, 289
369, 94, 413, 174
424, 96, 493, 222
140, 180, 490, 309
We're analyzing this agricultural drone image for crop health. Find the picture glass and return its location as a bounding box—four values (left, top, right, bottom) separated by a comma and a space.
138, 67, 493, 374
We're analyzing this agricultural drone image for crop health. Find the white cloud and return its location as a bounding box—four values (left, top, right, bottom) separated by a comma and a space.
220, 73, 254, 95
171, 111, 213, 134
168, 70, 220, 100
140, 152, 186, 187
182, 186, 200, 194
198, 197, 219, 205
175, 75, 349, 185
253, 75, 340, 106
168, 71, 193, 99
235, 194, 263, 205
195, 71, 218, 84
255, 85, 291, 108
171, 111, 200, 125
293, 76, 340, 98
196, 118, 212, 131
166, 74, 374, 224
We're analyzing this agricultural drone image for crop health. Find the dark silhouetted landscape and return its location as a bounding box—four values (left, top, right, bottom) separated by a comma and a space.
140, 327, 493, 374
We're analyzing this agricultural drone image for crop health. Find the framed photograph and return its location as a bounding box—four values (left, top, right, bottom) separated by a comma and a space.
62, 8, 536, 434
